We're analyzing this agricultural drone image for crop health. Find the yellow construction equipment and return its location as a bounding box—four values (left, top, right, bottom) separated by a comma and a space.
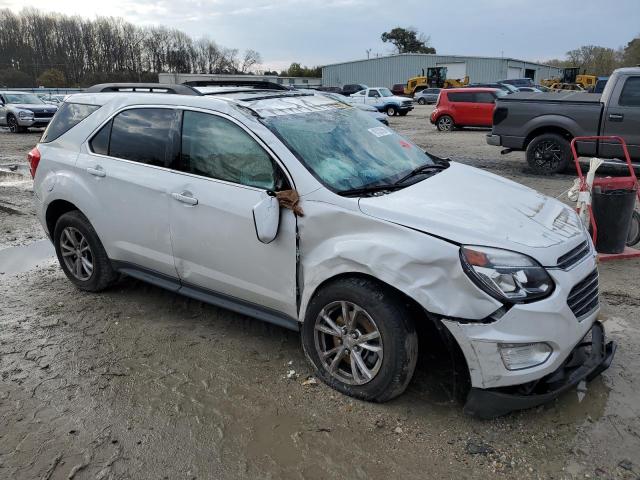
542, 67, 597, 91
403, 67, 469, 94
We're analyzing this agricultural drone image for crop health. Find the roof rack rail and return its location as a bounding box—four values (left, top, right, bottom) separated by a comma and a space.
182, 79, 290, 91
84, 83, 202, 96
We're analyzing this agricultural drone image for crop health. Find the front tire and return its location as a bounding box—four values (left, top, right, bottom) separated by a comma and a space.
7, 114, 24, 133
526, 133, 571, 174
436, 115, 454, 132
418, 98, 426, 105
385, 105, 397, 116
302, 277, 418, 402
53, 210, 117, 292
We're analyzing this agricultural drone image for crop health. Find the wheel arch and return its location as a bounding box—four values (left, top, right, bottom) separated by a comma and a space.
45, 199, 83, 237
523, 120, 576, 150
303, 271, 471, 394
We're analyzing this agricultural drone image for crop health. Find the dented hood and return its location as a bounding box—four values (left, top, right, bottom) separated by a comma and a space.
358, 162, 585, 265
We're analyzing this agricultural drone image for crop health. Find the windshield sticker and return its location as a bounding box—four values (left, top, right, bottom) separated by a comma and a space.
368, 126, 392, 137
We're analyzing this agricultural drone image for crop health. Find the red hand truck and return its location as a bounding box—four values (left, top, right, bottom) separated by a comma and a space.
570, 136, 640, 261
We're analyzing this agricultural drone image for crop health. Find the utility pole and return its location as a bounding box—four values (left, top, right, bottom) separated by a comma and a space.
366, 49, 372, 59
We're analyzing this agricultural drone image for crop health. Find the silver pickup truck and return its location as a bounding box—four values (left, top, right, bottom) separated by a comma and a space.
0, 91, 58, 133
487, 67, 640, 174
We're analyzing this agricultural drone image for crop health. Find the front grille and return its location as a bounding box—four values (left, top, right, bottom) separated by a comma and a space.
557, 241, 590, 269
567, 269, 599, 319
402, 100, 413, 106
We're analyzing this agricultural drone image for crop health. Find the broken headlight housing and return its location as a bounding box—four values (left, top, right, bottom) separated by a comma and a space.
460, 246, 554, 303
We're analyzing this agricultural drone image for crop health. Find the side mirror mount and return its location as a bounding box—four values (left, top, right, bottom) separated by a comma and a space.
253, 192, 280, 244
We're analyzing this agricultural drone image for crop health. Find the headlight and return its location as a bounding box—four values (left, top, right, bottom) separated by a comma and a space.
460, 246, 554, 303
18, 110, 34, 119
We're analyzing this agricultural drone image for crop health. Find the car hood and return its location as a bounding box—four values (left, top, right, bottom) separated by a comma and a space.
358, 162, 585, 266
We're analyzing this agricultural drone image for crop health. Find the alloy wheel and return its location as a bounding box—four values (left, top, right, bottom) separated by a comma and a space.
533, 140, 562, 171
314, 301, 383, 385
8, 116, 18, 133
438, 116, 452, 131
60, 226, 94, 281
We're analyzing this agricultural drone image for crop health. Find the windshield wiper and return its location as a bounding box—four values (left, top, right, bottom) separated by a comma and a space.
338, 183, 405, 197
394, 162, 449, 186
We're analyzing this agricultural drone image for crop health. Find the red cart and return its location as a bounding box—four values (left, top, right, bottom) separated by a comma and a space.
570, 135, 640, 261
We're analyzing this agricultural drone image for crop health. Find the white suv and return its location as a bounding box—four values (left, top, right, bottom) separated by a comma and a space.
31, 82, 615, 418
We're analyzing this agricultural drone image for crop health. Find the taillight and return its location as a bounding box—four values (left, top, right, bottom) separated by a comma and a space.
27, 147, 41, 179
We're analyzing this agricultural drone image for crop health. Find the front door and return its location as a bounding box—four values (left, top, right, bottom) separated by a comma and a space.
601, 75, 640, 161
169, 110, 298, 318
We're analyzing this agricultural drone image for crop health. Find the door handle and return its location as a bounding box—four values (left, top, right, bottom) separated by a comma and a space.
171, 191, 198, 206
86, 166, 106, 177
608, 113, 624, 122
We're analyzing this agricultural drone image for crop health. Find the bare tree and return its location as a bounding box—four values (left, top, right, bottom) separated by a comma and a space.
240, 49, 262, 73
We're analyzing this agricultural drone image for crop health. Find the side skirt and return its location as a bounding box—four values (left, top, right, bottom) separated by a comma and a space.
111, 261, 300, 332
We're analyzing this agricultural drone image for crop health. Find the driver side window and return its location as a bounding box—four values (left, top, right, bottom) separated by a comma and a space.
368, 90, 380, 97
179, 111, 280, 190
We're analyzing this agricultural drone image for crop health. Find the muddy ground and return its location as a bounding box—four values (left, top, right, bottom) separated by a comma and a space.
0, 109, 639, 479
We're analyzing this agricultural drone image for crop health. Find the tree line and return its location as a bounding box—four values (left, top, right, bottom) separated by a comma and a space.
0, 8, 265, 87
544, 37, 640, 76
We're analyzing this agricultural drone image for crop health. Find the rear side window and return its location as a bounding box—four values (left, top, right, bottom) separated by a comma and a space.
474, 92, 496, 103
619, 77, 640, 106
94, 108, 176, 167
448, 92, 474, 102
41, 103, 100, 143
179, 111, 277, 190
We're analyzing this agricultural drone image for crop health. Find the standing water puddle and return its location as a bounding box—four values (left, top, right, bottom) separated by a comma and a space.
0, 240, 55, 275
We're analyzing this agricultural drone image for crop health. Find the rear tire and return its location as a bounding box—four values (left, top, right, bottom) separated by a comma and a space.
627, 210, 640, 247
301, 277, 418, 402
436, 115, 454, 132
53, 210, 117, 292
526, 133, 571, 175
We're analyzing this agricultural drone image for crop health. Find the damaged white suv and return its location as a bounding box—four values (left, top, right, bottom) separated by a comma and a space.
31, 82, 615, 418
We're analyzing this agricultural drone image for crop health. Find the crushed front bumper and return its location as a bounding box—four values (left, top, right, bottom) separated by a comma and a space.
463, 321, 616, 419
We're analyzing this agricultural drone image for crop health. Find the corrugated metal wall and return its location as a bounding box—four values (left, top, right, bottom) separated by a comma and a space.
322, 54, 563, 87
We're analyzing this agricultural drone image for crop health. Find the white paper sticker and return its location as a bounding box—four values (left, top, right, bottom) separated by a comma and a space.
368, 126, 392, 137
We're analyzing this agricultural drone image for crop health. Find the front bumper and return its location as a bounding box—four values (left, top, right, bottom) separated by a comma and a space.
463, 321, 616, 419
17, 117, 52, 128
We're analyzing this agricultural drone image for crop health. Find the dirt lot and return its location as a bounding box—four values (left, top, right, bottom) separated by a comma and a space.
1, 109, 639, 480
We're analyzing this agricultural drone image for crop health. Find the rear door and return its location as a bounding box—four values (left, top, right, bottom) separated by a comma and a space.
447, 92, 474, 125
168, 109, 298, 318
601, 75, 640, 160
76, 107, 183, 278
473, 92, 497, 127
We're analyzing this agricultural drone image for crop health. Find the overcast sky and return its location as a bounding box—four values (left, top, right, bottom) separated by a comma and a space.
1, 0, 638, 71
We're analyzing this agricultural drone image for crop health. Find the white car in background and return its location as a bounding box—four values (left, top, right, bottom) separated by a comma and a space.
348, 87, 414, 116
30, 82, 615, 419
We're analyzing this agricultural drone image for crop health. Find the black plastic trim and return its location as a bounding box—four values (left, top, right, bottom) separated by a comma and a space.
111, 261, 299, 331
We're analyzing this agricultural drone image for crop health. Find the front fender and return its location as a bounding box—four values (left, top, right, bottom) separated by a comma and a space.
297, 201, 501, 322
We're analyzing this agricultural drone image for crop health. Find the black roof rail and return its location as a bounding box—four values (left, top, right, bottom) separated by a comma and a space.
182, 79, 291, 91
84, 83, 202, 96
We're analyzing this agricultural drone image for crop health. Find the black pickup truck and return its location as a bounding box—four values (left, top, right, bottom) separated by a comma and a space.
487, 67, 640, 174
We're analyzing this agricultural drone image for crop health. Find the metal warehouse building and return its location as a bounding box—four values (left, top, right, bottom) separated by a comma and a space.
322, 54, 563, 88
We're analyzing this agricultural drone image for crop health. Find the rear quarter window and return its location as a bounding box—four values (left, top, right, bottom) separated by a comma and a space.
41, 103, 100, 143
447, 92, 474, 103
619, 77, 640, 106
